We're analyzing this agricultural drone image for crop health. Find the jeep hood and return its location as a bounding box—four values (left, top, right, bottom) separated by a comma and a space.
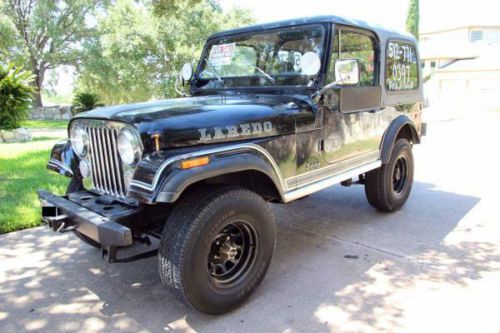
74, 94, 314, 150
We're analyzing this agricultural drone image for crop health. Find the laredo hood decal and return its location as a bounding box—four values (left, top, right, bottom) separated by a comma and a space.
198, 121, 273, 142
73, 94, 314, 150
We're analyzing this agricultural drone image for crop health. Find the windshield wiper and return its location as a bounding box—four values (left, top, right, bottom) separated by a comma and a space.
243, 60, 275, 85
203, 58, 224, 85
253, 65, 276, 85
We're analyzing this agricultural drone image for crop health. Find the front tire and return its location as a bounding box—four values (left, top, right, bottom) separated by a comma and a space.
158, 185, 276, 314
365, 138, 414, 211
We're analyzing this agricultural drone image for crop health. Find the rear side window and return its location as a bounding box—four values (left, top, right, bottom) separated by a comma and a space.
386, 40, 418, 91
328, 28, 377, 86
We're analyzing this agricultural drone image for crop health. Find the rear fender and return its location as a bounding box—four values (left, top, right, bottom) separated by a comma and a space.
380, 115, 420, 164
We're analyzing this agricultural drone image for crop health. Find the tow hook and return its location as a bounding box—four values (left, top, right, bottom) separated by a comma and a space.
42, 214, 75, 233
56, 221, 77, 233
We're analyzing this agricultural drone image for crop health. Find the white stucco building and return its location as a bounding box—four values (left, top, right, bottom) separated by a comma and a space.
420, 24, 500, 111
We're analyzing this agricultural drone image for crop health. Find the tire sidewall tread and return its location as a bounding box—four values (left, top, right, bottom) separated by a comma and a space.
365, 138, 414, 212
158, 185, 276, 314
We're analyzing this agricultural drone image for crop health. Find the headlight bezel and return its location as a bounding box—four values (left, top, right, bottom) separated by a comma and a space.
117, 128, 142, 166
70, 126, 89, 157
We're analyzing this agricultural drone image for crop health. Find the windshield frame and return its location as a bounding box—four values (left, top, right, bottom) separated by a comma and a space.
193, 23, 328, 90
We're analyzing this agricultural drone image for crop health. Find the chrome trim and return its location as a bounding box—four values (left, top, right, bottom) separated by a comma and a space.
130, 142, 382, 205
130, 143, 287, 192
48, 158, 74, 176
111, 129, 125, 196
80, 122, 128, 198
283, 160, 381, 203
287, 151, 380, 188
104, 129, 116, 193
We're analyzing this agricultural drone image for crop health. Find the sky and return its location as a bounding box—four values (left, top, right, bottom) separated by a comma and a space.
219, 0, 499, 33
51, 0, 498, 99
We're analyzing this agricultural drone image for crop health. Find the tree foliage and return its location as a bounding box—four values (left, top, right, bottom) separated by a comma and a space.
0, 63, 35, 130
1, 0, 253, 106
75, 0, 254, 104
75, 0, 160, 104
0, 0, 104, 106
72, 92, 104, 114
406, 0, 419, 40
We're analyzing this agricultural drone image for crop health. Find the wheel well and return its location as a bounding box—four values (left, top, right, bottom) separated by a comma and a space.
180, 170, 282, 202
381, 121, 420, 164
396, 123, 419, 144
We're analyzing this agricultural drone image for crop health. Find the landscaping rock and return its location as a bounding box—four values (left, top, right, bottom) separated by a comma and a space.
0, 128, 33, 143
29, 105, 72, 121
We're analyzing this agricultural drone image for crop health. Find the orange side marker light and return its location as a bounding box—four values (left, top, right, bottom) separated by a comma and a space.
181, 156, 210, 169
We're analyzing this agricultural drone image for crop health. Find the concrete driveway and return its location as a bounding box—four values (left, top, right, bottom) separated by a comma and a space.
1, 112, 500, 333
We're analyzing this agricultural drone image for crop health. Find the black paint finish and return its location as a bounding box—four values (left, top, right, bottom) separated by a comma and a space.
73, 94, 311, 152
47, 139, 79, 178
51, 16, 424, 207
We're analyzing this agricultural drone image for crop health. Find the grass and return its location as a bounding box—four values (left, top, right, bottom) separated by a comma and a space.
20, 119, 69, 129
0, 138, 68, 234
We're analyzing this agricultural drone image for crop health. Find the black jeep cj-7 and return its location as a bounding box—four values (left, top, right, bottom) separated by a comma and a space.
39, 15, 425, 314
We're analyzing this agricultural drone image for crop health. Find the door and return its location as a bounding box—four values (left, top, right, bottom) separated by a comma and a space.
321, 26, 381, 167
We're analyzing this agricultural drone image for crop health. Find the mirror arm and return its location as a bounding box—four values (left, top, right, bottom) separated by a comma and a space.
175, 72, 188, 97
312, 79, 344, 101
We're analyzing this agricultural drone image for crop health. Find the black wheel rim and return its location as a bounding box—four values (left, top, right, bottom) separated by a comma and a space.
392, 156, 408, 194
207, 220, 258, 286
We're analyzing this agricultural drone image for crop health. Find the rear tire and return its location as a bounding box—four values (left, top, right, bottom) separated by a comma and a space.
158, 185, 276, 314
365, 138, 414, 212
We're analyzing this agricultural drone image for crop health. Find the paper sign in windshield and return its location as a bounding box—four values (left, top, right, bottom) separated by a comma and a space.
209, 43, 236, 66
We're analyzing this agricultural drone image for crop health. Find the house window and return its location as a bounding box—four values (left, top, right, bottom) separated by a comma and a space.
470, 30, 483, 42
430, 61, 436, 69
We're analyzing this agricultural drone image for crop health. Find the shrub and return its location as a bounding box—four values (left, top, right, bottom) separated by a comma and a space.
72, 92, 104, 114
0, 64, 35, 130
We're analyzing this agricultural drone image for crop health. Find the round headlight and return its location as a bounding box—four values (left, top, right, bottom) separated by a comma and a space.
117, 129, 141, 165
79, 159, 91, 178
70, 127, 89, 156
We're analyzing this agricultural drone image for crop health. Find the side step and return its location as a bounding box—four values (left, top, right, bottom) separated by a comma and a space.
283, 160, 381, 202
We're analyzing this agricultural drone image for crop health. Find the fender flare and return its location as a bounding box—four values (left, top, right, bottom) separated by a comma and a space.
380, 115, 420, 164
47, 139, 79, 178
128, 143, 286, 203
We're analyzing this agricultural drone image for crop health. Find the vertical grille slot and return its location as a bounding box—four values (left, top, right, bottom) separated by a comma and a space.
85, 125, 125, 198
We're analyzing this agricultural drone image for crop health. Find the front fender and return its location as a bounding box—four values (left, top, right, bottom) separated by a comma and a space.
128, 143, 286, 203
47, 139, 79, 177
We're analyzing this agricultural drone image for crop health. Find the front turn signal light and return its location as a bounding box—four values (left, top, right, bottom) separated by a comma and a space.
181, 156, 210, 170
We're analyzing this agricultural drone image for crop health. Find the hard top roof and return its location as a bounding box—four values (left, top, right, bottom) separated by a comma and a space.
208, 15, 416, 42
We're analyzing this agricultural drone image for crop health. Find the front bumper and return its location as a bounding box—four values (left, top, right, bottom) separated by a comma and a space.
38, 190, 134, 247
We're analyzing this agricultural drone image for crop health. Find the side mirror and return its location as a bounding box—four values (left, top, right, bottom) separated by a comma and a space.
314, 59, 361, 100
176, 62, 194, 96
334, 59, 360, 85
181, 63, 193, 82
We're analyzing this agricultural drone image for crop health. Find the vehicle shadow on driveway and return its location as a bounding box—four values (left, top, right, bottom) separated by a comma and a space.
1, 181, 494, 333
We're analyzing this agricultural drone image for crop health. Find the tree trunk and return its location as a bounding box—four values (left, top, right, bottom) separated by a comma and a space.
32, 67, 44, 107
32, 86, 43, 107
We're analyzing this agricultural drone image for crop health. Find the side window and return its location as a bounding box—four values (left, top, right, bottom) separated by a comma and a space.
328, 28, 377, 86
385, 40, 418, 91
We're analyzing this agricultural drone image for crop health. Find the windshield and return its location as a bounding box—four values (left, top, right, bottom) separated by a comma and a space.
197, 25, 325, 88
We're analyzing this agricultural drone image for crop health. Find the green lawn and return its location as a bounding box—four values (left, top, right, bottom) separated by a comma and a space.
0, 138, 68, 234
20, 119, 69, 129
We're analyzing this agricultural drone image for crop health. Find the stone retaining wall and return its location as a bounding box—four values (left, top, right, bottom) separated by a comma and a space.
29, 106, 72, 120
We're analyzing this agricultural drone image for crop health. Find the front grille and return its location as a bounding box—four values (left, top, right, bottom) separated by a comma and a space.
85, 125, 126, 197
